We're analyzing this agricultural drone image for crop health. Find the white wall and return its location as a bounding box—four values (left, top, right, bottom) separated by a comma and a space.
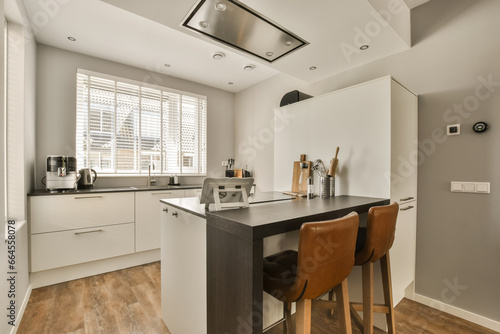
35, 44, 235, 189
236, 0, 500, 326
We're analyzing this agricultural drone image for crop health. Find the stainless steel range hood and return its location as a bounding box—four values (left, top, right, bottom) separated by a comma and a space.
181, 0, 309, 62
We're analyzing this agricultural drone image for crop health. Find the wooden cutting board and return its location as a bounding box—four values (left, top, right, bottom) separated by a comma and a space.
291, 160, 311, 194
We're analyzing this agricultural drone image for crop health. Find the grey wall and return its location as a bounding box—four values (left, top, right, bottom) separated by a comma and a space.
235, 0, 500, 323
35, 44, 235, 189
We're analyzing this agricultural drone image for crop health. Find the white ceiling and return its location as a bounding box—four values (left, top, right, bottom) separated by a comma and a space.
20, 0, 430, 92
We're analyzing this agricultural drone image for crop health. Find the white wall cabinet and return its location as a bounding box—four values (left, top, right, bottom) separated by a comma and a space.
135, 190, 185, 252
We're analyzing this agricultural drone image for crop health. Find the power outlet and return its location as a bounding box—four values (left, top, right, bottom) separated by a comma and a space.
222, 161, 228, 167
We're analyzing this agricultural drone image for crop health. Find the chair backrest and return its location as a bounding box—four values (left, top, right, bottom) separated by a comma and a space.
356, 202, 399, 265
290, 212, 359, 301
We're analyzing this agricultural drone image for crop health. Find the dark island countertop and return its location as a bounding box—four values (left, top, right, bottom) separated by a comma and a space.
28, 184, 202, 196
207, 195, 390, 240
160, 191, 295, 219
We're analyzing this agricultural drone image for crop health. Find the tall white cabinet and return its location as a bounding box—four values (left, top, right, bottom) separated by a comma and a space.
273, 76, 418, 306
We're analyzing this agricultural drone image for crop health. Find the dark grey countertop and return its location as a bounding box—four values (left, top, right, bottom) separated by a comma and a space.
28, 184, 202, 196
207, 195, 390, 240
160, 192, 295, 219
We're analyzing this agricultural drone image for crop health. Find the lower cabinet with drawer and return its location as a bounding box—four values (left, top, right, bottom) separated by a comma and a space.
29, 191, 136, 273
31, 223, 135, 272
135, 189, 185, 252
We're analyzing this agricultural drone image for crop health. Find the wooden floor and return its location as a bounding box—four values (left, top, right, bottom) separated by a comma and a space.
18, 262, 497, 334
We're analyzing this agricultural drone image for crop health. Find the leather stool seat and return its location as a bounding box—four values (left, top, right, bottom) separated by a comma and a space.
263, 212, 359, 334
263, 250, 298, 299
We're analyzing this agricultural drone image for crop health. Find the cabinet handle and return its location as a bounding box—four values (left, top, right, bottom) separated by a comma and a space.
74, 196, 102, 200
400, 197, 414, 202
74, 229, 103, 235
153, 192, 173, 195
163, 207, 169, 213
172, 211, 178, 217
400, 206, 414, 211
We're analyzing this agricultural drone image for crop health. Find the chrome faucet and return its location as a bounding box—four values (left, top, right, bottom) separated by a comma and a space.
148, 163, 157, 186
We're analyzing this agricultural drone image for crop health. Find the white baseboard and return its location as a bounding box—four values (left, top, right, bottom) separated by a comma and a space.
31, 249, 160, 288
9, 284, 32, 334
412, 293, 500, 333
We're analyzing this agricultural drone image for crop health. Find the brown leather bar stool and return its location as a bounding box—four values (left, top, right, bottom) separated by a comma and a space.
349, 202, 399, 334
263, 212, 359, 334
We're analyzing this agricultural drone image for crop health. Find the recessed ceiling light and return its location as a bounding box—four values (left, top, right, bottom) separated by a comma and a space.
244, 65, 255, 71
284, 40, 292, 46
360, 45, 369, 50
309, 66, 317, 71
228, 82, 234, 85
199, 21, 209, 29
212, 52, 225, 60
266, 52, 274, 57
164, 64, 171, 68
214, 2, 226, 11
68, 36, 76, 41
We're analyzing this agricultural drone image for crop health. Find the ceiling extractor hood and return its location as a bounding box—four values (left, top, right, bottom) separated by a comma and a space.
181, 0, 309, 62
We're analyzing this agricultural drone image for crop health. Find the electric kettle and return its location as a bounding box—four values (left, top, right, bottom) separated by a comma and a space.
78, 168, 97, 189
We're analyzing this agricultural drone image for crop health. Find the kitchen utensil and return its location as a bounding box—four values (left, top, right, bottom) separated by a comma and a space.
78, 168, 97, 189
328, 147, 340, 177
319, 176, 330, 198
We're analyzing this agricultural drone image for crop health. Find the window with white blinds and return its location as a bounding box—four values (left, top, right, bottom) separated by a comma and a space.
76, 70, 207, 175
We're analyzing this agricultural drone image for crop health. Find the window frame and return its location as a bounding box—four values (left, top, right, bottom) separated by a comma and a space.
76, 69, 207, 177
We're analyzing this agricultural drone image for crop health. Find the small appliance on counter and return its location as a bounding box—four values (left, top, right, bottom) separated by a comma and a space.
45, 155, 80, 191
78, 168, 97, 189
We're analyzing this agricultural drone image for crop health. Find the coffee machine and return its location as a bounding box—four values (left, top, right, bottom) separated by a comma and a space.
45, 156, 80, 191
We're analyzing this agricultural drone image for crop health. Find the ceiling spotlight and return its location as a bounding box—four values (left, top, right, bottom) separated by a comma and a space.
214, 2, 227, 11
199, 21, 209, 29
266, 52, 274, 57
67, 36, 76, 41
228, 82, 234, 85
212, 52, 225, 60
309, 66, 317, 70
164, 64, 171, 68
284, 40, 292, 46
244, 65, 255, 71
360, 45, 369, 50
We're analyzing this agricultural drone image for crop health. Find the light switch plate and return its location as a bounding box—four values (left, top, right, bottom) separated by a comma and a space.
451, 182, 463, 192
451, 181, 490, 194
447, 124, 461, 136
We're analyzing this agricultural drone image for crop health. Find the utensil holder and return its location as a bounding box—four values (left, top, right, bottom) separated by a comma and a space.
329, 176, 335, 197
320, 176, 330, 198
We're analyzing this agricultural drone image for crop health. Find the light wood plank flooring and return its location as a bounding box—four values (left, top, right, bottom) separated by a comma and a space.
18, 262, 498, 334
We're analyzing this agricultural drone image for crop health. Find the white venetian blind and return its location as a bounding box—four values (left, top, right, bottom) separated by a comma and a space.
76, 69, 207, 175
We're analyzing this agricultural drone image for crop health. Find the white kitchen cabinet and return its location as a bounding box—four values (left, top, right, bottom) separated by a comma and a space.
31, 223, 135, 272
273, 76, 418, 307
161, 203, 206, 334
391, 201, 417, 304
30, 192, 134, 234
184, 188, 202, 198
29, 192, 136, 272
135, 189, 185, 252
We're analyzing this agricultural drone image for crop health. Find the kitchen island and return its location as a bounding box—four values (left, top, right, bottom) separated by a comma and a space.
160, 193, 389, 334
